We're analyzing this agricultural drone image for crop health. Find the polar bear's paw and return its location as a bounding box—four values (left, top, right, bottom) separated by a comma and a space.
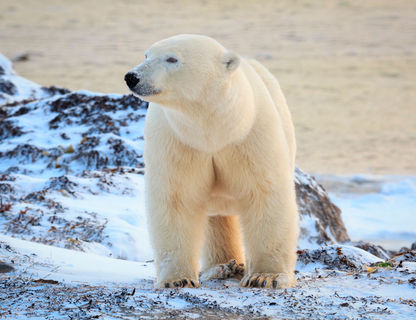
200, 259, 245, 281
157, 278, 200, 289
240, 272, 296, 289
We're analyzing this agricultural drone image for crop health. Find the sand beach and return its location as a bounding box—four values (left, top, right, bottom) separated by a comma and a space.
1, 0, 415, 175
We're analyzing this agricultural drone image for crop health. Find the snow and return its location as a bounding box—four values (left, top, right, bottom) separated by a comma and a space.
50, 173, 153, 261
0, 171, 153, 261
0, 234, 154, 284
1, 234, 415, 319
327, 176, 416, 250
298, 214, 324, 249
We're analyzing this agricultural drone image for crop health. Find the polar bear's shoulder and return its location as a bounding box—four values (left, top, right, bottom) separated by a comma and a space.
244, 58, 296, 167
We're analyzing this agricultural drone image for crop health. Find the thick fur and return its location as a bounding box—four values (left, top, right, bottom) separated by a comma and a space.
127, 34, 298, 289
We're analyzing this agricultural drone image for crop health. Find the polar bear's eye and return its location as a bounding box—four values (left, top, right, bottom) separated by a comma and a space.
166, 57, 178, 63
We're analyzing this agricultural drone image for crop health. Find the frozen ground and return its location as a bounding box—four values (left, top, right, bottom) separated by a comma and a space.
1, 235, 416, 319
1, 54, 415, 319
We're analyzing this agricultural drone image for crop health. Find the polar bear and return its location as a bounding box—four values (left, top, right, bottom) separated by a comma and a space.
125, 34, 298, 289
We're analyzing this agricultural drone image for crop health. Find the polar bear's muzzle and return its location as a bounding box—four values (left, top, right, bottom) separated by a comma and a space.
124, 72, 140, 89
124, 71, 161, 97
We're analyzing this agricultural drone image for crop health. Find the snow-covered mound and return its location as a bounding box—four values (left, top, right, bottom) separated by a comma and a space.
297, 244, 381, 271
0, 91, 147, 173
0, 53, 67, 105
0, 53, 352, 261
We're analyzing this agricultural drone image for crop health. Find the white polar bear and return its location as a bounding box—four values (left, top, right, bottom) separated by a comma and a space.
125, 34, 298, 289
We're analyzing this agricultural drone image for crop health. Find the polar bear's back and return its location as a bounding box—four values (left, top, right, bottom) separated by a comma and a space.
246, 59, 296, 169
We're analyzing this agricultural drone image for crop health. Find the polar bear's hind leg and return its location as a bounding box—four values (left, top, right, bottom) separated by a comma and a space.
200, 216, 245, 281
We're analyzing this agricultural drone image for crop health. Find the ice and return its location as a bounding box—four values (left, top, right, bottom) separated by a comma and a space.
329, 176, 416, 250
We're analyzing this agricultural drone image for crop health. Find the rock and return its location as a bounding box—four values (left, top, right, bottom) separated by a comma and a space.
297, 245, 381, 271
12, 52, 30, 63
411, 241, 416, 251
352, 241, 390, 259
41, 86, 71, 96
295, 167, 350, 246
0, 79, 17, 95
399, 246, 410, 253
390, 250, 416, 264
0, 260, 14, 273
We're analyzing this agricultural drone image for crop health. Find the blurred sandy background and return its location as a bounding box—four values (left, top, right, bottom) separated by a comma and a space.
1, 0, 415, 175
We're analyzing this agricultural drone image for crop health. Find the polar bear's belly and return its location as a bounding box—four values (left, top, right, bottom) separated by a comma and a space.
205, 193, 241, 216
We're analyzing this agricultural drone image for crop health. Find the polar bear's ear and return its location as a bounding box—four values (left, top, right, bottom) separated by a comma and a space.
221, 51, 240, 73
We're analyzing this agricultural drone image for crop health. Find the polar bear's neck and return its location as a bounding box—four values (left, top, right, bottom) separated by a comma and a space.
162, 71, 256, 153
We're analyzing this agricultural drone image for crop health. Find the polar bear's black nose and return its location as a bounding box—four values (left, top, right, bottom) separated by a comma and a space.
124, 72, 140, 89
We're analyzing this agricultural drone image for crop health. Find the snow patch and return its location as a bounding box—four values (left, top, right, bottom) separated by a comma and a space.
329, 177, 416, 250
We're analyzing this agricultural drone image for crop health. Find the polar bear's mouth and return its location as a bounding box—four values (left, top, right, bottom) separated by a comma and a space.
130, 84, 162, 97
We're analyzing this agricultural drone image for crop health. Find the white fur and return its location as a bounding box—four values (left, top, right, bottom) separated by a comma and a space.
130, 34, 298, 289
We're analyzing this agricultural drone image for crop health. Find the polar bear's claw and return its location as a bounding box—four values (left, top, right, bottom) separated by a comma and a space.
160, 278, 200, 289
240, 273, 296, 289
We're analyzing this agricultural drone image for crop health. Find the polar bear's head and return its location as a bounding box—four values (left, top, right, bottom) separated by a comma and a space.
124, 34, 240, 106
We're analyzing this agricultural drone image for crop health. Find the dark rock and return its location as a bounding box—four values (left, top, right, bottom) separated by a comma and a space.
49, 92, 146, 114
297, 245, 380, 271
12, 52, 30, 63
0, 144, 45, 163
60, 132, 70, 140
401, 246, 410, 252
47, 93, 146, 135
389, 250, 416, 264
5, 167, 19, 174
0, 66, 4, 76
295, 167, 350, 244
352, 241, 390, 259
106, 137, 142, 167
0, 261, 14, 273
0, 79, 17, 95
1, 98, 37, 108
12, 106, 31, 117
47, 176, 78, 194
0, 174, 16, 182
0, 183, 14, 195
0, 120, 24, 140
411, 242, 416, 251
23, 190, 47, 202
0, 105, 7, 118
41, 86, 71, 96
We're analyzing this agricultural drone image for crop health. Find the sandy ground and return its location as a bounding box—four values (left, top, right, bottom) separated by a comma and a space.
1, 0, 415, 175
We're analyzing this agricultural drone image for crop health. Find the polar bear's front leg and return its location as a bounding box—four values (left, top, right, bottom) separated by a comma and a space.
239, 188, 298, 289
146, 195, 207, 288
